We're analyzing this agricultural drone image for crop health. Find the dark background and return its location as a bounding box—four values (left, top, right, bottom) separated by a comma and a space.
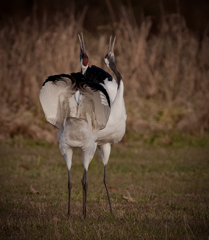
0, 0, 209, 35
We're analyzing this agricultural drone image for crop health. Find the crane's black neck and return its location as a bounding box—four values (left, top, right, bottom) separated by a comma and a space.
109, 61, 122, 89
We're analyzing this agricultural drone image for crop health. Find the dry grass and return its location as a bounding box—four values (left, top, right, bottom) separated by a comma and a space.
0, 8, 209, 141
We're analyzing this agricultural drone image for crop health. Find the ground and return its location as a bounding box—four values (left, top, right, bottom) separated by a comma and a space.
0, 136, 209, 239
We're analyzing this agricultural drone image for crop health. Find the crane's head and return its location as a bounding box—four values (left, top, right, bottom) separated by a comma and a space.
104, 36, 116, 70
104, 36, 122, 87
78, 33, 89, 68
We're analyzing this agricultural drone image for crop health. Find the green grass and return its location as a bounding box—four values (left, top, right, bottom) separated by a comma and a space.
0, 137, 209, 239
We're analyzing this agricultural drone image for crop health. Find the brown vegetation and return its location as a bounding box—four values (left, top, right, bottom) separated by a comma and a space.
0, 8, 209, 142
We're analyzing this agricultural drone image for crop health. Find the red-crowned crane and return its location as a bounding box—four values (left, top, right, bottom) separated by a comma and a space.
39, 72, 111, 218
96, 36, 126, 215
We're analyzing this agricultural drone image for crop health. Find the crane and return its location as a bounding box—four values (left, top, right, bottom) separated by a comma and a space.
40, 72, 111, 218
95, 36, 126, 216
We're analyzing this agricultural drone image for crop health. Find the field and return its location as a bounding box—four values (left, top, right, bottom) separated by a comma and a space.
0, 137, 209, 239
0, 5, 209, 240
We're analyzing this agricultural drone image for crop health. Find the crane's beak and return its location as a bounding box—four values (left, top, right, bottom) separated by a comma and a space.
78, 33, 86, 54
108, 36, 116, 54
78, 33, 89, 67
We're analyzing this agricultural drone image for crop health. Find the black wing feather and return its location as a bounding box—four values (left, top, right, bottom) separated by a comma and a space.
85, 65, 112, 84
43, 74, 76, 86
71, 72, 111, 107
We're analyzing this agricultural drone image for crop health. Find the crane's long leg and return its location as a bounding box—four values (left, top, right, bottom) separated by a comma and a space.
104, 165, 114, 216
68, 170, 72, 216
64, 148, 73, 216
98, 144, 114, 216
81, 169, 88, 219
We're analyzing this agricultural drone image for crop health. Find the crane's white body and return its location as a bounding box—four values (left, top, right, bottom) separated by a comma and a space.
40, 75, 111, 172
96, 79, 126, 168
97, 80, 126, 144
103, 78, 118, 104
60, 78, 126, 171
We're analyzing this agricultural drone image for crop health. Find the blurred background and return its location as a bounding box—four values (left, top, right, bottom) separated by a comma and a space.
0, 0, 209, 144
1, 0, 209, 34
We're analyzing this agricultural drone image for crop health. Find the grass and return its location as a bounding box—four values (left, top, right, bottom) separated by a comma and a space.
0, 137, 209, 239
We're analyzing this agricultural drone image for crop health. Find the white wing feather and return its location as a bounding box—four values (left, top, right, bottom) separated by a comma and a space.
39, 77, 76, 129
78, 85, 111, 131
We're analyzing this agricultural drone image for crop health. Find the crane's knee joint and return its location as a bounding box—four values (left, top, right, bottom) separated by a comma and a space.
103, 178, 108, 185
